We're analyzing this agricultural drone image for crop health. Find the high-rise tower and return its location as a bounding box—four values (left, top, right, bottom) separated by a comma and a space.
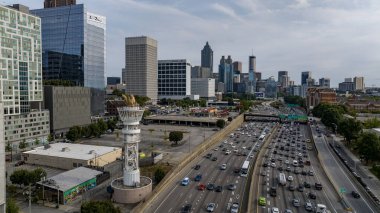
201, 42, 213, 73
122, 36, 158, 101
248, 55, 257, 94
301, 71, 312, 85
32, 4, 106, 89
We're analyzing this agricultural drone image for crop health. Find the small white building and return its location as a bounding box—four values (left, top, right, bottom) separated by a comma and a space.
191, 78, 215, 99
22, 143, 122, 170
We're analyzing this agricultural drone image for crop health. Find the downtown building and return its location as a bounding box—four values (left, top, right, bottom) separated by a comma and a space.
122, 36, 158, 101
201, 41, 213, 73
218, 56, 234, 93
0, 5, 50, 153
31, 3, 106, 89
158, 59, 191, 100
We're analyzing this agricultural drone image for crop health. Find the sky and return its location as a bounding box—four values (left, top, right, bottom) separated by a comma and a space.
8, 0, 380, 87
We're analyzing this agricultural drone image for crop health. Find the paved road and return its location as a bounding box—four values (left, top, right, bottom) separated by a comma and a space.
145, 122, 275, 213
252, 123, 341, 213
311, 123, 376, 213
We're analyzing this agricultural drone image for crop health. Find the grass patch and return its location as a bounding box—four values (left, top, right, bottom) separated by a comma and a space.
140, 163, 173, 179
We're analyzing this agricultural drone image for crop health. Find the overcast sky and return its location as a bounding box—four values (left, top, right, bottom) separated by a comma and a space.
9, 0, 380, 87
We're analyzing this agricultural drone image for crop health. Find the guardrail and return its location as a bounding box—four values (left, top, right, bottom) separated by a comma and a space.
133, 114, 245, 213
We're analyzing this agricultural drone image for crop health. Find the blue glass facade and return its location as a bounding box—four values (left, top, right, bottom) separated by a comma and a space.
32, 4, 105, 89
218, 56, 234, 93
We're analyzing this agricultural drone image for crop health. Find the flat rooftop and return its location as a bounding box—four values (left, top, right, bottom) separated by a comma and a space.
38, 167, 102, 192
24, 143, 121, 160
145, 115, 221, 123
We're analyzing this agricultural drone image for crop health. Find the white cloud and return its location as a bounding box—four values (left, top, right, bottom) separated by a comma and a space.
289, 0, 310, 9
210, 3, 243, 22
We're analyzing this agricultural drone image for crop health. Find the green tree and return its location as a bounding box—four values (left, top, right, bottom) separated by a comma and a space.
363, 118, 380, 129
89, 123, 101, 138
199, 99, 207, 107
97, 119, 108, 134
31, 167, 47, 183
66, 126, 81, 141
135, 95, 151, 107
240, 100, 252, 112
106, 119, 117, 132
216, 119, 226, 129
321, 108, 342, 129
10, 169, 28, 187
6, 198, 20, 213
18, 139, 27, 150
81, 200, 121, 213
112, 89, 124, 97
154, 167, 166, 183
169, 131, 183, 145
338, 118, 362, 145
143, 110, 151, 118
82, 126, 92, 138
353, 132, 380, 164
34, 138, 40, 146
5, 142, 12, 152
47, 134, 54, 143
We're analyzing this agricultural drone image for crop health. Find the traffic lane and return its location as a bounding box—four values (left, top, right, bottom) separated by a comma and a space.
312, 129, 375, 213
182, 123, 266, 212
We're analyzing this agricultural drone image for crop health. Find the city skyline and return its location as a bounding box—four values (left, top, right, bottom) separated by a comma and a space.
10, 0, 380, 87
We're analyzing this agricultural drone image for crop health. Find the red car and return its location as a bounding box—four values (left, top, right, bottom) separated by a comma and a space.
198, 183, 205, 191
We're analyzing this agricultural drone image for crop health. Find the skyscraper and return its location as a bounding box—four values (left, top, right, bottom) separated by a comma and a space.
44, 0, 76, 8
201, 42, 213, 73
32, 4, 106, 89
301, 71, 311, 85
278, 71, 288, 84
248, 55, 256, 94
218, 56, 234, 93
123, 36, 158, 100
354, 77, 365, 92
1, 4, 50, 155
319, 78, 330, 88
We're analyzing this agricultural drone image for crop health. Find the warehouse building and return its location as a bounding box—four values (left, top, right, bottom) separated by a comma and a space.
22, 143, 122, 170
37, 167, 103, 204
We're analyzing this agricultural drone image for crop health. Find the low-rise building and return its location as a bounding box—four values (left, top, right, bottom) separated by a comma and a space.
345, 99, 380, 112
306, 87, 337, 111
22, 143, 122, 170
37, 167, 103, 204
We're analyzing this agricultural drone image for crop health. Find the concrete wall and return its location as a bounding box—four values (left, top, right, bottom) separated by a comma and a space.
90, 88, 105, 116
44, 86, 92, 135
134, 113, 245, 212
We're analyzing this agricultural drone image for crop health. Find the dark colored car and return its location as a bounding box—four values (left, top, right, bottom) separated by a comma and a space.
352, 191, 361, 199
308, 192, 316, 199
315, 183, 323, 190
212, 157, 217, 161
207, 183, 215, 191
270, 187, 277, 197
194, 174, 202, 181
206, 153, 212, 158
181, 204, 192, 213
234, 168, 241, 173
304, 181, 311, 188
215, 185, 223, 192
194, 165, 201, 170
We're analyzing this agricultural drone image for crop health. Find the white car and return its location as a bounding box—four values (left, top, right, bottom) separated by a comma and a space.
271, 163, 276, 167
285, 160, 290, 164
271, 207, 279, 213
287, 176, 294, 182
231, 202, 239, 213
214, 147, 219, 151
207, 203, 216, 212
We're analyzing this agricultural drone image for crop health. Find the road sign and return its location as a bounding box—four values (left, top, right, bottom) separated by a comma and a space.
340, 187, 346, 193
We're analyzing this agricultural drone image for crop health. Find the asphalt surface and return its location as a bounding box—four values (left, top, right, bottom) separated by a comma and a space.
252, 123, 342, 213
311, 123, 377, 213
146, 122, 275, 213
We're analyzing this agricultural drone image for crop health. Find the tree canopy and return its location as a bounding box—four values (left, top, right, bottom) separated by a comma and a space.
338, 118, 362, 144
353, 132, 380, 164
216, 119, 226, 129
169, 131, 183, 144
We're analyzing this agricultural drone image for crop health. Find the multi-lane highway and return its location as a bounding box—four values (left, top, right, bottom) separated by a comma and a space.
311, 121, 377, 213
146, 121, 275, 213
251, 122, 342, 213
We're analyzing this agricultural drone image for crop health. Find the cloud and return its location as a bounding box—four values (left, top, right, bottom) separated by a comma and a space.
289, 0, 310, 9
210, 3, 243, 22
8, 0, 380, 87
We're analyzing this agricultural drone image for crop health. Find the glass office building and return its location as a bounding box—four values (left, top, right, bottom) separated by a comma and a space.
32, 4, 106, 89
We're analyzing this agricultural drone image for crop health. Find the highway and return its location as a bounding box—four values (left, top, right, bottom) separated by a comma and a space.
311, 122, 377, 213
251, 122, 342, 213
145, 121, 275, 213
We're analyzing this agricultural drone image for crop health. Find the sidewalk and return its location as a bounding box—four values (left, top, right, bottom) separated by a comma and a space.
332, 134, 380, 199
